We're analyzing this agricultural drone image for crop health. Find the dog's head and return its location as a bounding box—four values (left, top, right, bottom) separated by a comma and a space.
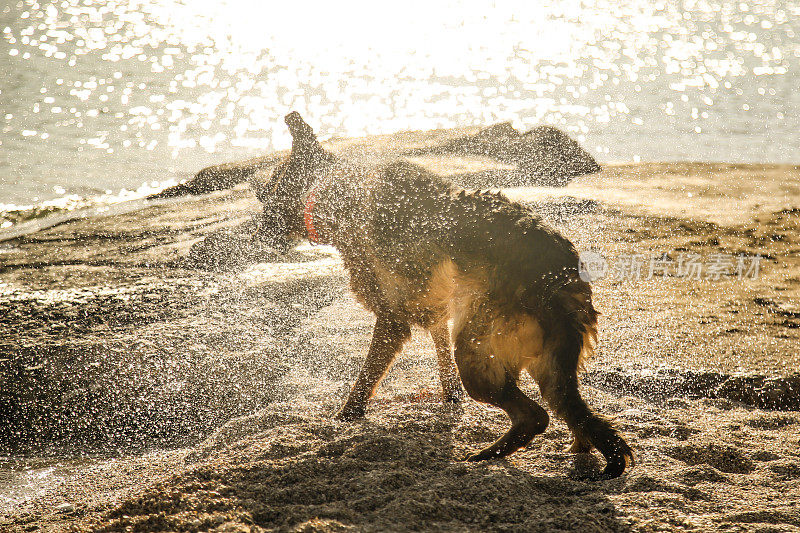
251, 112, 336, 250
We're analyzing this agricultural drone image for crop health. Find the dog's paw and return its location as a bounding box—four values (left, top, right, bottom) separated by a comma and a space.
566, 438, 593, 453
443, 386, 465, 404
597, 446, 634, 480
569, 443, 634, 481
463, 448, 504, 462
334, 407, 366, 422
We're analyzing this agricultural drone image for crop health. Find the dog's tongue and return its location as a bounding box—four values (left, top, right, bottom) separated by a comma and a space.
285, 111, 317, 143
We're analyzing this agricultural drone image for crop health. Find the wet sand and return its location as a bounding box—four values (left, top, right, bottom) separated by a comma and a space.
1, 128, 800, 531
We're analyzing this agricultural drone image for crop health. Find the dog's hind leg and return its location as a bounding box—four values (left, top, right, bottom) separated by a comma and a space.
429, 323, 464, 403
335, 311, 411, 421
532, 327, 634, 479
453, 321, 549, 461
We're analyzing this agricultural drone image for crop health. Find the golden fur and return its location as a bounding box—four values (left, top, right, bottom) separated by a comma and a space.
252, 112, 632, 479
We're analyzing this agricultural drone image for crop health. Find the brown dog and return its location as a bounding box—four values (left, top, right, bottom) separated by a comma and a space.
253, 112, 633, 479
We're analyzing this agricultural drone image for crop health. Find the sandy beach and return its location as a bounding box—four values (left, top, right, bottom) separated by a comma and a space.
1, 127, 800, 532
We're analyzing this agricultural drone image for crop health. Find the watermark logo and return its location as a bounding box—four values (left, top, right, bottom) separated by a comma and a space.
578, 251, 761, 282
578, 250, 609, 282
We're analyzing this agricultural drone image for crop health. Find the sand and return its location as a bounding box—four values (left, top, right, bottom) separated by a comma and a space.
1, 127, 800, 532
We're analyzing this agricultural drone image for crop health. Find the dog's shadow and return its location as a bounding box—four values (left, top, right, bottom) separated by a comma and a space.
105, 402, 631, 531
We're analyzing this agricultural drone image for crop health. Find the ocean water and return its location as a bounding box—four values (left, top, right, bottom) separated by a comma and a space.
1, 0, 799, 226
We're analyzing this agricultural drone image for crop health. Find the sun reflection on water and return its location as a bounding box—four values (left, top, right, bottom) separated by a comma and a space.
0, 0, 798, 208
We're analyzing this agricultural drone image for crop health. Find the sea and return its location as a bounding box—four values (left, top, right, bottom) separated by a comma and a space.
0, 0, 799, 225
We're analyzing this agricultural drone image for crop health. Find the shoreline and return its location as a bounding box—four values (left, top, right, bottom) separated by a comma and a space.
3, 160, 799, 244
2, 126, 799, 531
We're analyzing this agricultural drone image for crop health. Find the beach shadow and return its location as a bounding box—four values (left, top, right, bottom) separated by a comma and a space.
98, 403, 631, 532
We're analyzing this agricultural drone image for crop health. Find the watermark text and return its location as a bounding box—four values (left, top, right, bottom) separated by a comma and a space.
578, 251, 761, 282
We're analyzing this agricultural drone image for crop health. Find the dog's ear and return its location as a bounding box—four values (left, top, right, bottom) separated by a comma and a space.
248, 164, 286, 205
284, 111, 337, 171
285, 111, 318, 146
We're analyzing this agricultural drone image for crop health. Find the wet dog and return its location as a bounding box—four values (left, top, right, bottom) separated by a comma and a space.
252, 112, 633, 479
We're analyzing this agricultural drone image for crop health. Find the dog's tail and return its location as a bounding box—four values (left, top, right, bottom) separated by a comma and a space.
550, 279, 598, 371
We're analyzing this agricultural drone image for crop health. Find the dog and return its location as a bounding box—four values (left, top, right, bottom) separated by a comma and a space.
252, 112, 633, 479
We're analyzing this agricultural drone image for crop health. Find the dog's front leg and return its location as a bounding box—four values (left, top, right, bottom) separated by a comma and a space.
429, 323, 464, 403
335, 311, 411, 421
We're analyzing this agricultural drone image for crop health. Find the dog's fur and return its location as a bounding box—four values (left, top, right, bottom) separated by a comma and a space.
254, 112, 633, 479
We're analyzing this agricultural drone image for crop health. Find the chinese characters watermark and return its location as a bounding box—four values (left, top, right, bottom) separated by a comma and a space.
578, 251, 761, 283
